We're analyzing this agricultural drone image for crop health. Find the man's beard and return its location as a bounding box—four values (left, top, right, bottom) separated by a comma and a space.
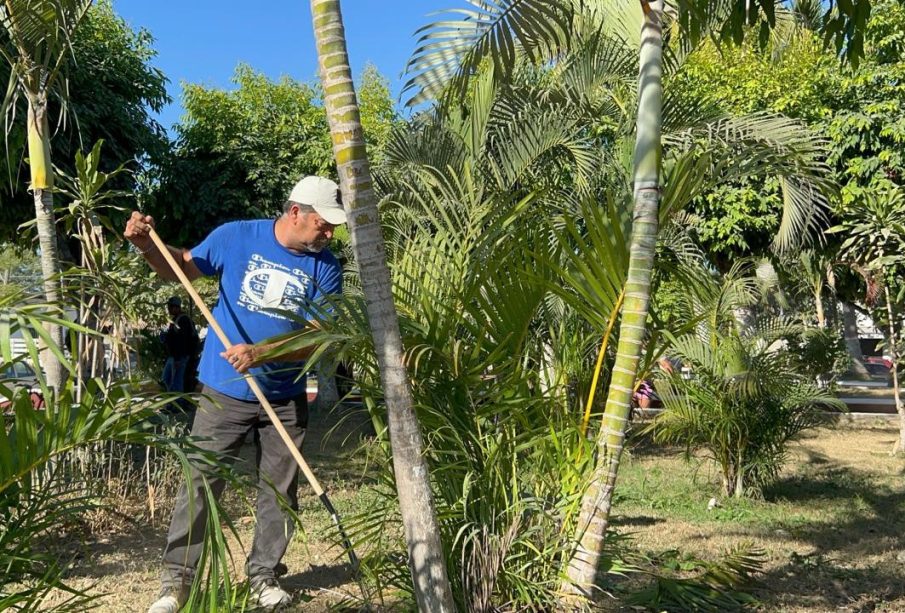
303, 237, 329, 252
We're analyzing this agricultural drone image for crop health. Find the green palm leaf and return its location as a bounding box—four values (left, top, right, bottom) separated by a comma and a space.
403, 0, 572, 107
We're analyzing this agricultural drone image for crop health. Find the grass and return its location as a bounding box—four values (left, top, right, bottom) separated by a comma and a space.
41, 414, 905, 611
611, 425, 905, 612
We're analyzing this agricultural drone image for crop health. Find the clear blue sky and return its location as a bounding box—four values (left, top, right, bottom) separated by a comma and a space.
113, 0, 452, 131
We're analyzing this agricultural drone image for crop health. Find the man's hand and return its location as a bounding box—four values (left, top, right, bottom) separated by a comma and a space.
221, 344, 261, 374
124, 211, 155, 254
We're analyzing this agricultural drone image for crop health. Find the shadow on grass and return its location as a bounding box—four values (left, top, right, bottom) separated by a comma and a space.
611, 515, 666, 528
748, 459, 905, 609
755, 556, 905, 611
59, 525, 165, 580
281, 562, 356, 593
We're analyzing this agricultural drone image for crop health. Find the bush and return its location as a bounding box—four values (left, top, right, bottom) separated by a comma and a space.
645, 319, 844, 498
784, 327, 851, 388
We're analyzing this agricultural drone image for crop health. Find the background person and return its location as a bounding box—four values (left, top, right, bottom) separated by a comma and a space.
161, 296, 196, 394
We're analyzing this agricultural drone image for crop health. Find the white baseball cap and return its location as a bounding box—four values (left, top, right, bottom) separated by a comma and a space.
287, 176, 347, 225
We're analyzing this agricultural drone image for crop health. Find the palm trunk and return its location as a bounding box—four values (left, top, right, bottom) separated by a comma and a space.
815, 289, 825, 329
316, 362, 339, 411
28, 98, 65, 391
884, 286, 905, 453
561, 1, 663, 602
842, 301, 870, 379
309, 2, 456, 610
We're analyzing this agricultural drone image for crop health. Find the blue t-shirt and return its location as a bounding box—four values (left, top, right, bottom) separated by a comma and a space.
190, 220, 342, 401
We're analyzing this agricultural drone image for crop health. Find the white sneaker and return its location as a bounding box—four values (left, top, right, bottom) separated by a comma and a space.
147, 588, 189, 613
251, 578, 291, 609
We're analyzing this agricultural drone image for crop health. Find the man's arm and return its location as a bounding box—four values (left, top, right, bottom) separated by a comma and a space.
220, 330, 318, 373
123, 211, 204, 282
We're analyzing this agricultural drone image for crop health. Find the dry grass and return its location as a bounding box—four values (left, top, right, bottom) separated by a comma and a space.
46, 402, 378, 612
612, 425, 905, 612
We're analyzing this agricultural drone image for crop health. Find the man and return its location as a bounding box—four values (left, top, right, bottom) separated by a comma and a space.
125, 176, 345, 613
161, 296, 196, 394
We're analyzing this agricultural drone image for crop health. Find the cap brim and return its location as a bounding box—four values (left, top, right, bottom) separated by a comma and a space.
313, 204, 347, 225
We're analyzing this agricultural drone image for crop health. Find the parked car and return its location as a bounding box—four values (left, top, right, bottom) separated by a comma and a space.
1, 361, 44, 411
865, 356, 894, 369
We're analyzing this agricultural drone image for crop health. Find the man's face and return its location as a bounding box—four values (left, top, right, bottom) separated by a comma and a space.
289, 205, 336, 252
167, 304, 179, 319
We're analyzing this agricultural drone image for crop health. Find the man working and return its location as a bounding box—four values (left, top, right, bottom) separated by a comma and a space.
161, 296, 196, 394
125, 176, 345, 613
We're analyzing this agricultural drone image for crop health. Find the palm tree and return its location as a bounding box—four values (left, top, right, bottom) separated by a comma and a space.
307, 1, 455, 610
645, 269, 844, 497
832, 188, 905, 452
402, 0, 873, 603
0, 0, 93, 390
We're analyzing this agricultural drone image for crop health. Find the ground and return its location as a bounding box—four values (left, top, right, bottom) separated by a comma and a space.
611, 422, 905, 612
50, 402, 375, 612
48, 414, 905, 612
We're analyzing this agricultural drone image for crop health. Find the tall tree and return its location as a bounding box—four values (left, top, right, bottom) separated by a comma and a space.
308, 1, 456, 610
0, 0, 169, 240
0, 0, 93, 390
562, 1, 664, 599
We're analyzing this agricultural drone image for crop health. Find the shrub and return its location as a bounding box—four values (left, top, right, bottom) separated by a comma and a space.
645, 319, 844, 498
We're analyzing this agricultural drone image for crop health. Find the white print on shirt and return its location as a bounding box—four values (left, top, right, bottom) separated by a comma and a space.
238, 254, 311, 320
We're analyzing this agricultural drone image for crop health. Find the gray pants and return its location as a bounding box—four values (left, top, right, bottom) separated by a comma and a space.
161, 386, 308, 589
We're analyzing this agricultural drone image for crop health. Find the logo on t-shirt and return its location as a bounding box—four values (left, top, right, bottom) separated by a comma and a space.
238, 253, 310, 319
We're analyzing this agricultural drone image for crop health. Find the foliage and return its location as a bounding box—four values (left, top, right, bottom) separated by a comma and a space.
826, 0, 905, 206
784, 327, 852, 387
832, 187, 905, 269
0, 291, 248, 611
670, 0, 905, 262
0, 0, 168, 240
685, 179, 782, 268
148, 64, 397, 246
647, 296, 844, 498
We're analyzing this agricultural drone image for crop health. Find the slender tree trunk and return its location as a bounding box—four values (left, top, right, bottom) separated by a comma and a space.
316, 361, 339, 410
28, 99, 65, 391
309, 2, 456, 610
884, 286, 905, 453
842, 301, 870, 379
561, 1, 663, 603
815, 289, 825, 329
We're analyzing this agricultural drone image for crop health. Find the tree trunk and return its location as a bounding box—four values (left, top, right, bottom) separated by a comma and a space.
309, 2, 456, 610
884, 286, 905, 453
841, 301, 870, 379
28, 99, 65, 391
561, 1, 663, 604
316, 361, 339, 411
815, 289, 825, 329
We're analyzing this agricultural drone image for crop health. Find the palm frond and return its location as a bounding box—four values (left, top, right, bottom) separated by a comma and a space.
402, 0, 573, 107
662, 112, 834, 251
486, 107, 598, 191
0, 0, 92, 91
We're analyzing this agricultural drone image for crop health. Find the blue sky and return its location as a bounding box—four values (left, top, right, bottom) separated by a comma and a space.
113, 0, 452, 131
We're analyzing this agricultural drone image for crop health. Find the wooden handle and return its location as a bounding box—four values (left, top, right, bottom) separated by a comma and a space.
147, 228, 325, 496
